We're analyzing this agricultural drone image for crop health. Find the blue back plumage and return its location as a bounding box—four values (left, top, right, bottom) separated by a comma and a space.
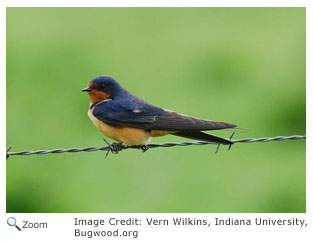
91, 76, 164, 127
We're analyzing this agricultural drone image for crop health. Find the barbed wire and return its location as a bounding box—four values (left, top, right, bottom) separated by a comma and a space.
6, 134, 306, 159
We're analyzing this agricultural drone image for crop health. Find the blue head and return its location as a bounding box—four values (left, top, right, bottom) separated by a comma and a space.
82, 76, 123, 103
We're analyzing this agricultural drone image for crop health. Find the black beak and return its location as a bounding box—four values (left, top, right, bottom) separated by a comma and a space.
81, 87, 92, 92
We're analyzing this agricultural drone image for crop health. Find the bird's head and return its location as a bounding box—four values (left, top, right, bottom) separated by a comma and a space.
82, 76, 122, 103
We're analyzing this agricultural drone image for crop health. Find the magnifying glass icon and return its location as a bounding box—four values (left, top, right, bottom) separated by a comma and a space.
7, 217, 21, 231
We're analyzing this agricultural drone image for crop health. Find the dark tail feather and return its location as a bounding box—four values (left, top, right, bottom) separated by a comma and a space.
173, 131, 233, 145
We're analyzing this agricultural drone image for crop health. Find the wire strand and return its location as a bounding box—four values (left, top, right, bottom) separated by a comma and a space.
6, 134, 306, 159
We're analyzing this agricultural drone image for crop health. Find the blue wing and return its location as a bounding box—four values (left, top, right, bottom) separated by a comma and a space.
92, 99, 236, 131
92, 99, 165, 128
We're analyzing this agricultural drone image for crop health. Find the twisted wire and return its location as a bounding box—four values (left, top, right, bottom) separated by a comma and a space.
6, 135, 305, 159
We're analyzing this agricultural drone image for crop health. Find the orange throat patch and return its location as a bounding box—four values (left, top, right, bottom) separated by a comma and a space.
88, 90, 110, 103
86, 82, 110, 103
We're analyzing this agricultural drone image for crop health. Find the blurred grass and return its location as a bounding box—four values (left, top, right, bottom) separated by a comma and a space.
6, 7, 305, 213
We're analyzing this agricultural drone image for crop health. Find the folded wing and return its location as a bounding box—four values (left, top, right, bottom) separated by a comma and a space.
92, 101, 236, 131
150, 111, 236, 131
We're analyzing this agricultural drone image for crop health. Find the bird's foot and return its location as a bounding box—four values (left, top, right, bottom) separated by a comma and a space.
110, 142, 123, 154
103, 139, 123, 158
137, 145, 149, 153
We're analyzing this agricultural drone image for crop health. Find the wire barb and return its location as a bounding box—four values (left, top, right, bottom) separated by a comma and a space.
215, 131, 235, 154
102, 138, 112, 159
6, 146, 12, 160
5, 135, 305, 159
228, 131, 235, 151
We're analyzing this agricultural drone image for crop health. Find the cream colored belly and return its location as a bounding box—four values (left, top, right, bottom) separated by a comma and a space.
88, 109, 151, 146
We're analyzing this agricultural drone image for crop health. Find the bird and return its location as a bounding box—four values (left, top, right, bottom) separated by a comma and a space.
82, 75, 237, 153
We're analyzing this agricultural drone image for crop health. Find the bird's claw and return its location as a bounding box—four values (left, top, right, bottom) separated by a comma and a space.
103, 139, 123, 158
138, 145, 149, 153
110, 142, 123, 154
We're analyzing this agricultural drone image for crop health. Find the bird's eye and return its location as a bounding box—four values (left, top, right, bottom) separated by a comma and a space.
95, 84, 108, 91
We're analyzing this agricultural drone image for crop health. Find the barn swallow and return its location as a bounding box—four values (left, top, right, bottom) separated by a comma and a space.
82, 76, 237, 153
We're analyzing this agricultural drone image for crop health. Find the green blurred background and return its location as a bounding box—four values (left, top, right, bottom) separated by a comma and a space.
6, 8, 305, 213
